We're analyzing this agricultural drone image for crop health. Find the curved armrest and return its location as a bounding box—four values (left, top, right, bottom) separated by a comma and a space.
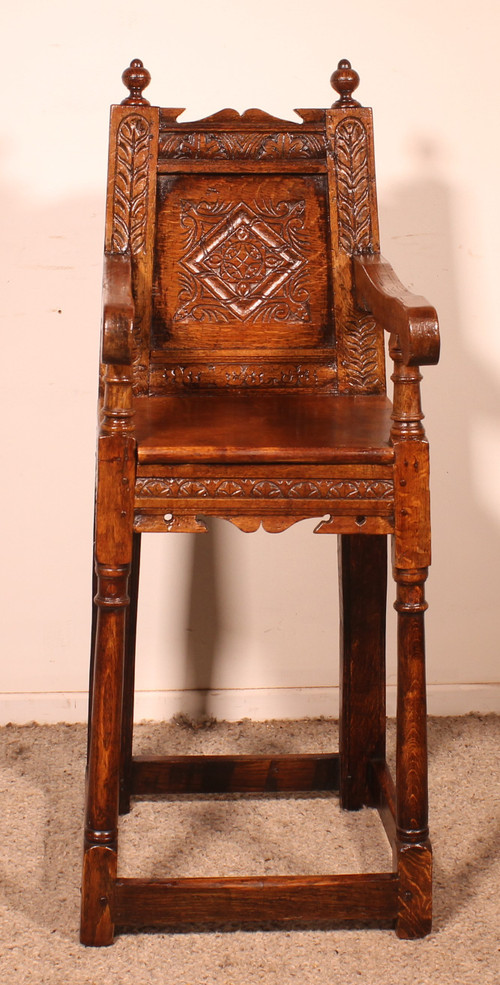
353, 255, 440, 366
101, 253, 135, 365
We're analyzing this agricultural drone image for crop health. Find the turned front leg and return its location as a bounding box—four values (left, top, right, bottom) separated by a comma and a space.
120, 531, 142, 815
390, 344, 433, 937
394, 566, 432, 938
81, 429, 135, 946
82, 562, 131, 945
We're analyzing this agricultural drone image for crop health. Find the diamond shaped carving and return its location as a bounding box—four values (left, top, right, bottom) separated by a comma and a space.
173, 198, 311, 324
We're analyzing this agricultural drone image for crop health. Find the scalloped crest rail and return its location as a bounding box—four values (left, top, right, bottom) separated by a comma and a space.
81, 58, 440, 945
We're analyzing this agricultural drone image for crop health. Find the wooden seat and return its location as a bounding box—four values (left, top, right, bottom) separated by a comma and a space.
81, 58, 440, 944
133, 392, 394, 463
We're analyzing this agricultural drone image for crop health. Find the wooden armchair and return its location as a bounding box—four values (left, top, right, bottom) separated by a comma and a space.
81, 59, 440, 945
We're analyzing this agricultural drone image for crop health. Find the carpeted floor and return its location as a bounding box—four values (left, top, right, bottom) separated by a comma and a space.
0, 715, 498, 984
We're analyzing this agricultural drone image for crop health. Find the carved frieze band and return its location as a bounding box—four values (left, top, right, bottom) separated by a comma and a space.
153, 362, 337, 391
333, 118, 372, 255
159, 131, 326, 161
112, 114, 151, 255
135, 477, 394, 500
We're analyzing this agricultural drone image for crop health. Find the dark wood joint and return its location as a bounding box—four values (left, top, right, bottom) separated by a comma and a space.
94, 563, 131, 609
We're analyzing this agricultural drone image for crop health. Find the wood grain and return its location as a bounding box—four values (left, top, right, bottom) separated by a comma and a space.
133, 393, 394, 464
130, 752, 339, 795
81, 57, 440, 945
113, 873, 399, 927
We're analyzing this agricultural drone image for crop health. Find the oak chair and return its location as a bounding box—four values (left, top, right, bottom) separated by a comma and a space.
81, 58, 440, 945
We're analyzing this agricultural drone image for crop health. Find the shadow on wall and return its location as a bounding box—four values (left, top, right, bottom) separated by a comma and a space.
170, 515, 338, 720
4, 136, 497, 716
183, 519, 222, 718
165, 138, 500, 714
379, 136, 500, 691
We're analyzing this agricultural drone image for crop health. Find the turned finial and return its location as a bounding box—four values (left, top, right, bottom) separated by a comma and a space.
330, 59, 360, 108
121, 59, 151, 106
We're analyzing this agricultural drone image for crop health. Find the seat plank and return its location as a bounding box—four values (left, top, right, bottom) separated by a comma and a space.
134, 393, 394, 464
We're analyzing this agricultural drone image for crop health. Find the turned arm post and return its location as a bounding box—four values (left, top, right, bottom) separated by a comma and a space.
390, 339, 433, 936
353, 252, 438, 857
391, 339, 430, 841
99, 252, 135, 433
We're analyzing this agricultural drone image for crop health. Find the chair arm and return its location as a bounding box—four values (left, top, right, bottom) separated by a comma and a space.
101, 253, 135, 365
353, 255, 440, 366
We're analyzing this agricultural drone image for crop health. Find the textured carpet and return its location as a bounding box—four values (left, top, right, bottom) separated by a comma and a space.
0, 715, 498, 984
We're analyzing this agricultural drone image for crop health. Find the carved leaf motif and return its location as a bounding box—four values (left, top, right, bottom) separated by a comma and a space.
251, 481, 283, 498
365, 482, 394, 499
334, 118, 372, 255
342, 314, 384, 392
135, 478, 175, 497
135, 477, 394, 500
112, 114, 151, 255
215, 480, 245, 496
177, 480, 209, 497
159, 131, 326, 161
288, 481, 322, 498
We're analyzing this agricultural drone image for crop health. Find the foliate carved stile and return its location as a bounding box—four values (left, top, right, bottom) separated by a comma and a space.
342, 313, 383, 391
326, 109, 385, 394
106, 106, 159, 394
111, 114, 152, 255
334, 118, 372, 254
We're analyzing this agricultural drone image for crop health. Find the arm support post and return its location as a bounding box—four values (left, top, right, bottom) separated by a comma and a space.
353, 255, 440, 367
101, 253, 135, 366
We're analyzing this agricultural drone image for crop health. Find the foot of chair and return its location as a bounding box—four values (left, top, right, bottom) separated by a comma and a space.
395, 840, 432, 938
79, 751, 434, 943
80, 843, 117, 946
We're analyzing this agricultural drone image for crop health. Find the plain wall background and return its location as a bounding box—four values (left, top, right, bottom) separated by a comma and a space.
1, 0, 499, 723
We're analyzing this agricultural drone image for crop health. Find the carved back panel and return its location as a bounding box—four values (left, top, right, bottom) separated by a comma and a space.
104, 62, 386, 396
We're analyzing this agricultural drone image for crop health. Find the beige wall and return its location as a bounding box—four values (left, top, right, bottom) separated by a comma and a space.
1, 0, 499, 722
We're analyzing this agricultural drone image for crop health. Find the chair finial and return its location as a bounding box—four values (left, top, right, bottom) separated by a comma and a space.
121, 59, 151, 106
330, 59, 360, 108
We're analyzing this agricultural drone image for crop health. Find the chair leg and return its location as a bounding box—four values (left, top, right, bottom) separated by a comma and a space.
86, 549, 98, 767
81, 559, 131, 946
81, 432, 135, 946
338, 534, 387, 810
119, 531, 141, 815
394, 566, 432, 938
